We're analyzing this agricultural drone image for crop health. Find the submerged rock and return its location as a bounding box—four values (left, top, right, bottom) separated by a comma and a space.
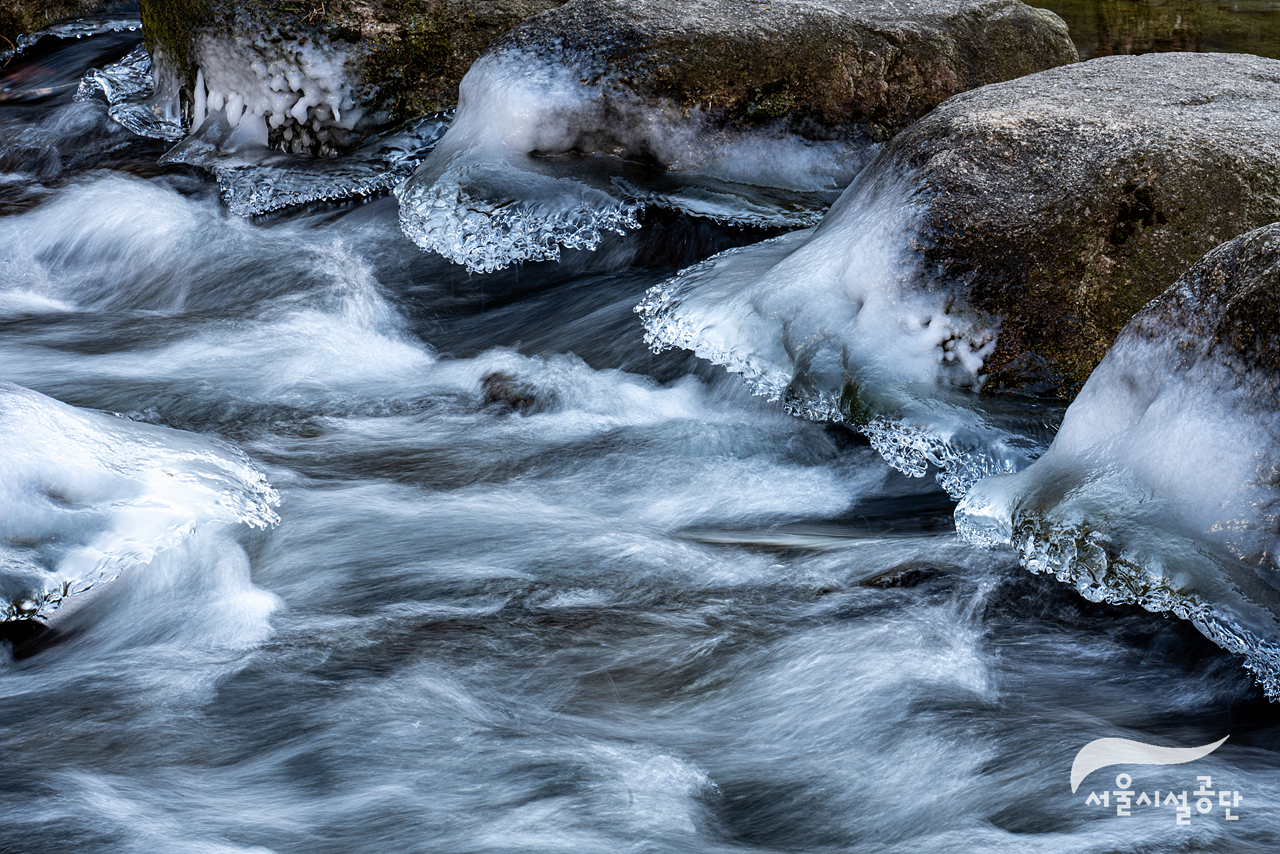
396, 0, 1077, 271
137, 0, 567, 150
957, 222, 1280, 698
639, 52, 1280, 495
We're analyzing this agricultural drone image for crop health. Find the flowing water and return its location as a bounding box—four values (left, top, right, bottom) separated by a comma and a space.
1, 22, 1279, 854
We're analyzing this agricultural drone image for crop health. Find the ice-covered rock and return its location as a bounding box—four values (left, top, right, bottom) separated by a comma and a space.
0, 382, 279, 621
639, 52, 1280, 495
396, 0, 1078, 272
956, 222, 1280, 698
137, 0, 567, 149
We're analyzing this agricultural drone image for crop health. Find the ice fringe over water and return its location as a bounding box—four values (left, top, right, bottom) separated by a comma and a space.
956, 231, 1280, 696
161, 112, 451, 217
636, 166, 1052, 497
0, 382, 280, 621
396, 50, 863, 273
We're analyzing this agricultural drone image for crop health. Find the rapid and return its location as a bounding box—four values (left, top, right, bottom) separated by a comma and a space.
1, 18, 1278, 853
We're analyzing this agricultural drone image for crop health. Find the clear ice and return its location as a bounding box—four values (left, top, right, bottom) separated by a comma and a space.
162, 112, 452, 217
75, 42, 186, 141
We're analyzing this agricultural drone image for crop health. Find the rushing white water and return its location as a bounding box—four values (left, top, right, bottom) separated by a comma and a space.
1, 23, 1278, 854
396, 50, 862, 272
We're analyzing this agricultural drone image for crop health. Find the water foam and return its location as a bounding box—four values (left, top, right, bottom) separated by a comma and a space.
0, 382, 279, 621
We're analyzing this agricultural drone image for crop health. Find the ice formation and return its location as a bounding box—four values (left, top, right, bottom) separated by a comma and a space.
396, 50, 864, 273
0, 382, 280, 621
76, 34, 449, 216
76, 42, 186, 141
83, 26, 364, 152
184, 32, 363, 157
79, 28, 360, 151
636, 165, 1048, 496
956, 229, 1280, 696
161, 112, 451, 217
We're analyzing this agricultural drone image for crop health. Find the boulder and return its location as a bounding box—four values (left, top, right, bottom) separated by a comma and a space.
956, 222, 1280, 698
638, 52, 1280, 495
395, 0, 1078, 271
137, 0, 568, 150
896, 51, 1280, 396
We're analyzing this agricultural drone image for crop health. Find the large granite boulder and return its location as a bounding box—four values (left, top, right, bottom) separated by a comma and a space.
956, 222, 1280, 698
896, 51, 1280, 396
137, 0, 568, 150
395, 0, 1078, 271
638, 52, 1280, 495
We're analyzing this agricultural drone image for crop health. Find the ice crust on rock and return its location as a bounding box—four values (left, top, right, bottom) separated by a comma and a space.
185, 32, 363, 156
393, 0, 1078, 271
89, 22, 365, 151
956, 225, 1280, 697
636, 166, 1050, 496
162, 112, 452, 217
396, 50, 862, 272
0, 382, 280, 621
78, 36, 451, 216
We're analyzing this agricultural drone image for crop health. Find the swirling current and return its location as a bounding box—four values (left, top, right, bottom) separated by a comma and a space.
1, 20, 1278, 854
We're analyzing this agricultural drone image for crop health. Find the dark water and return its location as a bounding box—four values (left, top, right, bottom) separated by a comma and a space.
0, 23, 1278, 854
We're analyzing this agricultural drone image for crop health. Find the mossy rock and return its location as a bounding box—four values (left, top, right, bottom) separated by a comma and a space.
138, 0, 568, 133
877, 52, 1280, 396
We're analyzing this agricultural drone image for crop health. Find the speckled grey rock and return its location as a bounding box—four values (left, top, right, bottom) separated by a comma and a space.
486, 0, 1079, 146
881, 51, 1280, 395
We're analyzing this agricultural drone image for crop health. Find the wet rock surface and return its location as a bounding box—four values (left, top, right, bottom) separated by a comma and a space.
396, 0, 1076, 272
0, 1, 111, 42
